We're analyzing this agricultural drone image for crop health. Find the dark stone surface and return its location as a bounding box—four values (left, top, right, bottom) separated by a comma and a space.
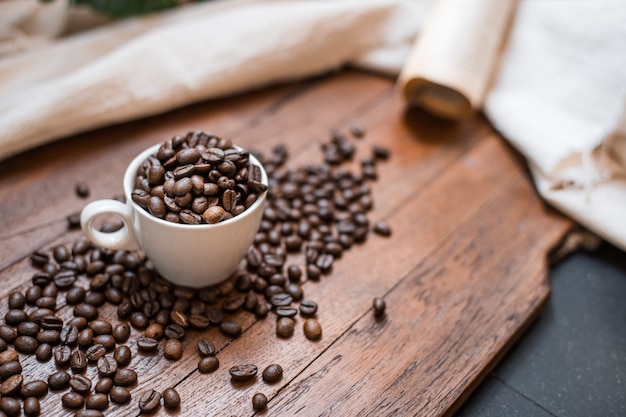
457, 243, 626, 417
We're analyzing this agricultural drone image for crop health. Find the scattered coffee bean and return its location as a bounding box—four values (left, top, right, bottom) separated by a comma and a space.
229, 364, 258, 382
113, 369, 137, 387
372, 220, 391, 237
48, 370, 71, 390
262, 364, 283, 384
299, 299, 318, 317
35, 343, 52, 362
219, 321, 242, 338
97, 356, 118, 377
0, 374, 23, 396
62, 391, 85, 409
198, 356, 219, 374
163, 338, 183, 361
86, 393, 109, 410
14, 336, 38, 354
109, 385, 132, 404
303, 318, 322, 340
197, 338, 215, 357
0, 349, 18, 365
252, 392, 268, 411
0, 397, 21, 417
137, 337, 158, 353
276, 317, 295, 338
114, 345, 132, 367
75, 182, 90, 198
373, 297, 386, 317
23, 396, 41, 417
162, 387, 181, 410
70, 349, 88, 373
20, 380, 48, 398
138, 389, 162, 413
94, 377, 113, 394
0, 361, 22, 379
69, 375, 92, 396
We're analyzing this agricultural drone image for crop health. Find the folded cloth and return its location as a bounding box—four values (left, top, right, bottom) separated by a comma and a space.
1, 0, 626, 251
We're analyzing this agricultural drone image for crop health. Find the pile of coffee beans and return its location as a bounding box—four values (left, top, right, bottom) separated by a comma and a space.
131, 131, 268, 224
2, 126, 391, 415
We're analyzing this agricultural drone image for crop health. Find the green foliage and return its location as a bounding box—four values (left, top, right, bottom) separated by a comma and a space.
38, 0, 205, 19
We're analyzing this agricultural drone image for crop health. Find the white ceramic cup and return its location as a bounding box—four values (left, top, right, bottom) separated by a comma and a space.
80, 144, 268, 288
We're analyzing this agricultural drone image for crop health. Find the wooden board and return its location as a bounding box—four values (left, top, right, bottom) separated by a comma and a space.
0, 70, 571, 416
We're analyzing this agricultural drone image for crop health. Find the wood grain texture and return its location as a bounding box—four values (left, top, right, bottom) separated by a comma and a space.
0, 70, 570, 416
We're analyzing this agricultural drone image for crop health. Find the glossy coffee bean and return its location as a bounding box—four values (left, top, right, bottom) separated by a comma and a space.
48, 370, 71, 390
94, 378, 113, 394
69, 375, 92, 395
0, 397, 21, 417
197, 338, 216, 357
114, 345, 132, 367
163, 339, 182, 361
138, 389, 162, 413
372, 297, 386, 317
299, 300, 318, 317
23, 396, 41, 417
62, 391, 85, 409
20, 380, 48, 398
219, 321, 242, 338
85, 393, 109, 411
276, 317, 295, 338
198, 356, 219, 374
0, 374, 23, 396
113, 369, 137, 387
229, 364, 258, 382
262, 364, 283, 384
303, 318, 322, 340
109, 386, 132, 404
162, 387, 181, 410
252, 392, 268, 411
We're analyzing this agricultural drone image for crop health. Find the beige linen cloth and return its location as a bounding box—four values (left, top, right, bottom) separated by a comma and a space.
2, 0, 626, 251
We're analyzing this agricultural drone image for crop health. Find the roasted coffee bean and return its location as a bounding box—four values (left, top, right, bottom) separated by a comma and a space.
0, 397, 21, 417
35, 343, 52, 362
252, 392, 268, 411
222, 295, 245, 313
229, 364, 258, 382
170, 310, 188, 328
275, 306, 298, 318
53, 270, 77, 289
69, 375, 92, 395
219, 321, 242, 338
306, 264, 321, 281
198, 356, 219, 373
85, 344, 107, 364
68, 316, 88, 331
0, 350, 18, 365
30, 251, 49, 266
372, 220, 391, 237
65, 287, 86, 305
73, 304, 98, 321
25, 286, 42, 305
163, 339, 182, 361
303, 318, 322, 340
270, 293, 293, 308
373, 297, 386, 317
20, 380, 48, 398
116, 301, 132, 319
75, 182, 90, 198
35, 329, 57, 344
48, 370, 70, 390
0, 326, 17, 343
139, 389, 162, 413
114, 345, 132, 367
188, 314, 209, 329
14, 336, 38, 354
162, 387, 181, 410
54, 345, 71, 366
76, 328, 93, 348
97, 356, 118, 377
104, 287, 123, 305
60, 325, 79, 345
39, 315, 63, 331
197, 338, 216, 357
8, 292, 25, 310
276, 317, 295, 338
52, 245, 70, 262
137, 337, 158, 353
113, 369, 137, 387
129, 311, 149, 329
163, 324, 185, 340
86, 393, 109, 411
70, 349, 88, 373
76, 409, 105, 417
0, 361, 21, 380
23, 396, 40, 417
5, 309, 27, 326
0, 374, 23, 396
255, 301, 270, 319
262, 364, 283, 384
109, 386, 131, 404
202, 205, 225, 224
17, 321, 39, 337
144, 323, 163, 339
205, 308, 223, 325
84, 291, 105, 307
315, 253, 333, 272
287, 265, 302, 282
62, 391, 85, 409
94, 378, 113, 394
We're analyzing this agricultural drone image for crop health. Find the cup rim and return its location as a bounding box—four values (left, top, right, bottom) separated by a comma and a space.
123, 143, 268, 229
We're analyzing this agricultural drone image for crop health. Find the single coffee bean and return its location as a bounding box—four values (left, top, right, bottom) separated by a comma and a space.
197, 356, 219, 374
143, 323, 163, 340
40, 315, 63, 331
77, 328, 94, 348
188, 314, 210, 329
97, 356, 118, 377
35, 329, 58, 345
23, 396, 41, 417
62, 391, 85, 409
113, 369, 137, 387
60, 325, 79, 345
219, 321, 242, 338
109, 323, 130, 344
229, 364, 258, 382
48, 370, 71, 390
114, 345, 132, 367
109, 386, 132, 405
197, 338, 215, 357
139, 389, 162, 413
89, 320, 112, 336
69, 375, 92, 395
84, 291, 106, 307
54, 345, 71, 366
0, 349, 18, 365
0, 361, 21, 379
0, 397, 21, 417
86, 344, 106, 362
252, 392, 268, 411
5, 309, 28, 326
276, 317, 295, 338
129, 312, 149, 330
299, 299, 318, 317
255, 301, 270, 319
372, 220, 391, 237
75, 182, 90, 198
155, 338, 179, 361
136, 337, 158, 353
94, 378, 113, 394
162, 387, 181, 410
262, 364, 283, 384
93, 335, 116, 351
35, 343, 52, 362
73, 304, 98, 321
14, 336, 38, 354
303, 318, 322, 340
20, 380, 48, 398
85, 393, 109, 411
373, 297, 386, 317
202, 206, 225, 224
205, 309, 223, 325
270, 293, 293, 308
8, 292, 25, 310
306, 264, 321, 281
70, 349, 88, 373
275, 306, 298, 318
68, 316, 88, 331
0, 374, 23, 396
163, 324, 185, 340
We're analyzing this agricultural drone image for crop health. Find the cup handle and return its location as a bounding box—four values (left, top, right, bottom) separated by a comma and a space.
80, 199, 141, 251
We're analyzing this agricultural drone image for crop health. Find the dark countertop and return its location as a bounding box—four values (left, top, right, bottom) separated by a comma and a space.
457, 243, 626, 417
